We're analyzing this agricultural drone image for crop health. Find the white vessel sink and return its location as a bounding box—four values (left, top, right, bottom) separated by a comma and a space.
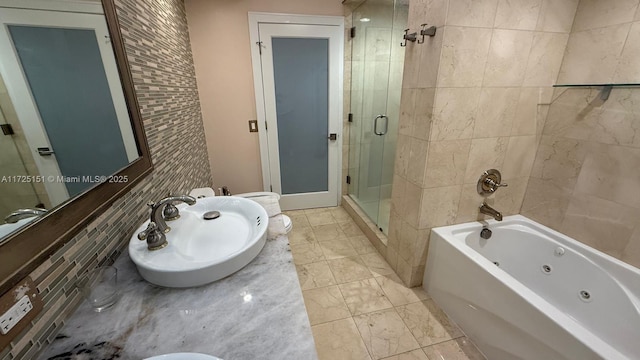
144, 353, 221, 360
129, 196, 268, 288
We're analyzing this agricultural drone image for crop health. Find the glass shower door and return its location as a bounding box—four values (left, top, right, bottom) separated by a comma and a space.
348, 0, 406, 234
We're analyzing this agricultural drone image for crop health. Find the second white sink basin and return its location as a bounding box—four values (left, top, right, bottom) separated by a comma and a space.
144, 353, 222, 360
129, 196, 268, 288
144, 353, 221, 360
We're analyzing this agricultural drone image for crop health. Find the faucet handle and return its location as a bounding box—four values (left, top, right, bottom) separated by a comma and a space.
477, 169, 507, 196
138, 221, 157, 241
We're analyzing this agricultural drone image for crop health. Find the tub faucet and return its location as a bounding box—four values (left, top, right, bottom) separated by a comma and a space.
4, 208, 47, 223
479, 202, 502, 221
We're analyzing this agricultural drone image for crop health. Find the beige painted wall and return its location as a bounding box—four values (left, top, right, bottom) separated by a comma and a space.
185, 0, 343, 194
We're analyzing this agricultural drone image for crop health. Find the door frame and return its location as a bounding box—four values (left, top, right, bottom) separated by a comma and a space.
248, 12, 344, 208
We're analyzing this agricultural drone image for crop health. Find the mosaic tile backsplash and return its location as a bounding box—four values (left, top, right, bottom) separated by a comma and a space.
1, 0, 212, 358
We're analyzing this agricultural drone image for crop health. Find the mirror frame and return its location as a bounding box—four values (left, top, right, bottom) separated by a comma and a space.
0, 0, 153, 295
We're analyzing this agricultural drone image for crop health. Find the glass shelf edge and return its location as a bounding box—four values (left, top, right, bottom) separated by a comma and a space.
553, 83, 640, 88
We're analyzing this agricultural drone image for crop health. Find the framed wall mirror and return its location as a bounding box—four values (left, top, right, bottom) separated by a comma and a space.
0, 0, 152, 294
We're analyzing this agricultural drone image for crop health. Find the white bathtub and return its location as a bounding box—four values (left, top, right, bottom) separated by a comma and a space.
423, 215, 640, 360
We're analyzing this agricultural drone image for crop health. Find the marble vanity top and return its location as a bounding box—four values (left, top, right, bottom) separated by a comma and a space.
38, 234, 318, 360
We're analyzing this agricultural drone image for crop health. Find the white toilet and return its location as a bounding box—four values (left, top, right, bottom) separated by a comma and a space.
189, 188, 292, 233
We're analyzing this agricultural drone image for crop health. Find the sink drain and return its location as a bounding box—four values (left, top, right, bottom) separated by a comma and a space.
579, 290, 592, 302
541, 264, 552, 274
203, 211, 221, 220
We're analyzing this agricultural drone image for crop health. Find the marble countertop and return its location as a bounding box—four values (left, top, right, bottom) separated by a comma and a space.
38, 233, 317, 360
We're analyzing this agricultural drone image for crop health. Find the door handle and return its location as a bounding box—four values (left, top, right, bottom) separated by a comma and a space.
328, 133, 337, 140
37, 147, 54, 156
373, 115, 388, 136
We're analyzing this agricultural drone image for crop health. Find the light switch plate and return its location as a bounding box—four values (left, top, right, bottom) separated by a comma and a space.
248, 120, 258, 133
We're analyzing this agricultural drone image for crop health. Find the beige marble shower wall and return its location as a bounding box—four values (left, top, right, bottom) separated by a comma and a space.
557, 0, 640, 84
386, 0, 578, 286
522, 0, 640, 269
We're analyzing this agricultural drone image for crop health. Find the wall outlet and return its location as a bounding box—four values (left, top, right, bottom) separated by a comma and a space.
0, 295, 33, 335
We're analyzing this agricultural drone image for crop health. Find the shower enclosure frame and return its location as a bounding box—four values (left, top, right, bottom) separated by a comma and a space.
347, 0, 407, 235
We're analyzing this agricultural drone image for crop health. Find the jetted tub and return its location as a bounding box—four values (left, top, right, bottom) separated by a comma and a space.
423, 215, 640, 360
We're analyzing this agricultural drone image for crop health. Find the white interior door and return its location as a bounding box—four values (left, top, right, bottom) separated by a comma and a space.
254, 19, 343, 210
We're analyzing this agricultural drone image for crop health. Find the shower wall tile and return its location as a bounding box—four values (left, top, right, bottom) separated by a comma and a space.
494, 0, 542, 30
398, 220, 419, 264
512, 87, 553, 136
494, 176, 529, 216
560, 192, 640, 258
572, 0, 639, 31
437, 27, 492, 87
455, 183, 485, 223
386, 0, 575, 287
403, 181, 423, 228
399, 89, 417, 136
535, 0, 579, 33
574, 143, 640, 209
523, 32, 570, 87
557, 23, 631, 84
418, 185, 461, 229
463, 137, 509, 184
473, 87, 520, 138
542, 89, 601, 140
408, 0, 447, 28
414, 229, 431, 267
395, 134, 412, 178
412, 88, 435, 141
524, 86, 640, 271
446, 0, 498, 28
387, 207, 402, 251
521, 177, 572, 229
503, 135, 538, 179
431, 87, 480, 141
402, 40, 422, 89
483, 29, 534, 87
385, 245, 399, 274
423, 139, 470, 188
391, 174, 407, 217
406, 137, 429, 186
622, 227, 640, 268
529, 136, 589, 189
396, 255, 413, 286
589, 89, 640, 147
613, 22, 640, 83
416, 29, 443, 88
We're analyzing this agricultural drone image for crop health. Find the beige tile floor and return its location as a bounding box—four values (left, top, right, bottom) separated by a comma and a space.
285, 206, 487, 360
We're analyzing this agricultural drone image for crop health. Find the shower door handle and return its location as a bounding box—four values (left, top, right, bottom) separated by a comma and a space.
373, 115, 388, 136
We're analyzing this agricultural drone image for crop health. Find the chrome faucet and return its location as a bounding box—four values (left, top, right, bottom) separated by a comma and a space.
479, 202, 502, 221
4, 208, 47, 223
138, 194, 196, 250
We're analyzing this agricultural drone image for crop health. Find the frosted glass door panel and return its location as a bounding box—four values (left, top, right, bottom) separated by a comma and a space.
271, 37, 329, 195
9, 25, 129, 197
